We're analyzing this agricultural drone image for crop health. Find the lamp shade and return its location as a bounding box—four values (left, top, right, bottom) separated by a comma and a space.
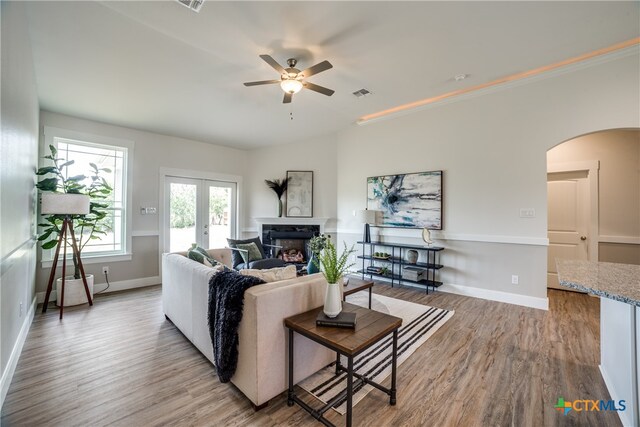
358, 209, 377, 224
41, 193, 90, 215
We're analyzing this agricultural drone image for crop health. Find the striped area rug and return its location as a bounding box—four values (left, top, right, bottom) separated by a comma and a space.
298, 292, 454, 415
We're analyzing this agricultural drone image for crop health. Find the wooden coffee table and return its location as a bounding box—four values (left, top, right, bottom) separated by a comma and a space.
342, 276, 374, 309
284, 303, 402, 427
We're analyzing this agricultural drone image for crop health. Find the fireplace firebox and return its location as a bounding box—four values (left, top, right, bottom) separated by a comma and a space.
261, 224, 320, 265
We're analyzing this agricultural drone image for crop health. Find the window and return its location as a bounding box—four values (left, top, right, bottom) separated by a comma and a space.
42, 127, 133, 262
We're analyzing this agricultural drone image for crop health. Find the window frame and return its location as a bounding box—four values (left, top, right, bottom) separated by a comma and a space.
40, 126, 134, 266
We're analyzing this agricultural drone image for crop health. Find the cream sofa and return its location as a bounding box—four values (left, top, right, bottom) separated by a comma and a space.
161, 248, 334, 407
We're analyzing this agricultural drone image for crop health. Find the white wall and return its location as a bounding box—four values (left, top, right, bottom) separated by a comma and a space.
0, 1, 40, 407
36, 111, 248, 295
243, 134, 338, 235
334, 53, 640, 307
548, 129, 640, 264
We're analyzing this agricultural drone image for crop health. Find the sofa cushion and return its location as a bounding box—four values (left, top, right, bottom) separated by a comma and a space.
235, 242, 263, 264
227, 237, 266, 267
239, 265, 297, 283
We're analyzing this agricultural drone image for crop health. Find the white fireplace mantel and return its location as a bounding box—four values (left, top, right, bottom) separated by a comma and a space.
253, 217, 331, 235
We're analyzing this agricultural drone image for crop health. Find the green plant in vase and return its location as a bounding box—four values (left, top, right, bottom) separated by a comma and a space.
307, 233, 329, 275
36, 144, 113, 280
315, 240, 356, 318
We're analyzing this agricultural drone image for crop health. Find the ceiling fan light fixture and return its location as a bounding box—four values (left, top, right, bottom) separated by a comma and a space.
280, 79, 303, 94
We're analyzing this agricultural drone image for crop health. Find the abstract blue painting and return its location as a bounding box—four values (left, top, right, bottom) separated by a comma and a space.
367, 171, 442, 229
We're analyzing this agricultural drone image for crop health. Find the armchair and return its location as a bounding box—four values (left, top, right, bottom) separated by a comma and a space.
226, 237, 286, 270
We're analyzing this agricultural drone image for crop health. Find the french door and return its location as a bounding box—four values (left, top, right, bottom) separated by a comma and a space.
164, 176, 237, 253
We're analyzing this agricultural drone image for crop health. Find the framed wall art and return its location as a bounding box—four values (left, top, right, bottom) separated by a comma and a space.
367, 170, 442, 229
286, 170, 313, 218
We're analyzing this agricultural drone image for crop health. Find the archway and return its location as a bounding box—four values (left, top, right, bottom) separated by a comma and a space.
546, 128, 640, 293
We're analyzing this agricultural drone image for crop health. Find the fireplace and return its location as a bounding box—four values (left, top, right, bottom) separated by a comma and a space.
262, 224, 321, 265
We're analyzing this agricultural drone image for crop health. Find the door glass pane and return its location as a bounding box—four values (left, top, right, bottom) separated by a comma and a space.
169, 183, 197, 252
208, 186, 232, 248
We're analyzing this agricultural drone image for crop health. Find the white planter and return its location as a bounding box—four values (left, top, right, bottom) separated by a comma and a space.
323, 282, 343, 318
56, 274, 94, 307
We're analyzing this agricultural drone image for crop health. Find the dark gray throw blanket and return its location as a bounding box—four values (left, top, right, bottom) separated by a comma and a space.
207, 270, 265, 383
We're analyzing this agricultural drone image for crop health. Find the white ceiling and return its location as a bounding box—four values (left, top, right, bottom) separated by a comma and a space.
25, 1, 640, 149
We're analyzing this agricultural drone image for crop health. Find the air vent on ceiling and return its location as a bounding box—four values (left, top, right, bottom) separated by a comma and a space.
352, 88, 372, 98
176, 0, 204, 13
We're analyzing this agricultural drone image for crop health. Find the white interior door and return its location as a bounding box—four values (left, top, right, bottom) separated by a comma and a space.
547, 170, 589, 290
165, 176, 237, 253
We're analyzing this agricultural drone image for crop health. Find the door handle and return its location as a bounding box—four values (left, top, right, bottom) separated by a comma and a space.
580, 236, 587, 241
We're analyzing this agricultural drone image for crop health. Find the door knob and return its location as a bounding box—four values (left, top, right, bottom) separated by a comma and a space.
580, 236, 587, 241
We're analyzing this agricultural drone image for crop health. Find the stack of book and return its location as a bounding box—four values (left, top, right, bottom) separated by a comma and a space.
366, 266, 383, 274
316, 311, 357, 329
402, 266, 426, 281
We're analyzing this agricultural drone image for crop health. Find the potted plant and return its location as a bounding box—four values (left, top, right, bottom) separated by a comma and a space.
314, 240, 356, 317
36, 145, 113, 306
307, 233, 330, 275
264, 178, 288, 217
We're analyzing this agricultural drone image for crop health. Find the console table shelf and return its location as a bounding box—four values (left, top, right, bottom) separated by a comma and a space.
357, 255, 443, 270
357, 240, 445, 294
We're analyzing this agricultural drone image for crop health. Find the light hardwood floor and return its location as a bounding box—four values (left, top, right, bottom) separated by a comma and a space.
2, 284, 620, 426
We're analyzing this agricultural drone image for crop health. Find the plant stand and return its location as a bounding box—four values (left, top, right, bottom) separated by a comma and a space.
42, 215, 93, 319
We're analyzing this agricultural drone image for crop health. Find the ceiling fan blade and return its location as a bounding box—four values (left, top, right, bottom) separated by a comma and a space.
283, 92, 293, 104
243, 79, 280, 87
259, 55, 286, 74
303, 82, 335, 96
300, 60, 333, 78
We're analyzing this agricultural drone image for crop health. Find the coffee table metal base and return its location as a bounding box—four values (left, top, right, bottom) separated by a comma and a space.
287, 329, 398, 427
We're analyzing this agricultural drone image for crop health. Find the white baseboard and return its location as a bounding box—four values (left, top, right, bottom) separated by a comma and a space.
438, 283, 548, 310
357, 274, 548, 310
36, 275, 161, 303
600, 364, 633, 427
1, 296, 36, 410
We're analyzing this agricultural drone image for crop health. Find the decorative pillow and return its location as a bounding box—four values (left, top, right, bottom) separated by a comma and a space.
227, 237, 266, 267
188, 245, 224, 268
239, 264, 297, 283
235, 242, 263, 264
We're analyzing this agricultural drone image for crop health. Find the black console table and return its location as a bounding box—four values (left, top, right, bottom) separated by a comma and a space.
357, 241, 444, 294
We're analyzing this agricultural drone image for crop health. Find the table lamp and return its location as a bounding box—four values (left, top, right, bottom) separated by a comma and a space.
358, 209, 378, 243
41, 193, 93, 319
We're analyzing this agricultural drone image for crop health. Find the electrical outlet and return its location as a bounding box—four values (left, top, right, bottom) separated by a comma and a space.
102, 266, 109, 275
19, 301, 23, 317
511, 275, 519, 285
519, 208, 536, 218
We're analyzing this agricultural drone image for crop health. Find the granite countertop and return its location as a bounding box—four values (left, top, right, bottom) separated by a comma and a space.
556, 259, 640, 307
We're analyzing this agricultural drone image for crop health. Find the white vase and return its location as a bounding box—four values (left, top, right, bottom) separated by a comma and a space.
56, 274, 94, 307
323, 282, 343, 318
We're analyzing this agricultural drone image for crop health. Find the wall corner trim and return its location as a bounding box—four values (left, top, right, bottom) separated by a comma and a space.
438, 283, 549, 310
0, 296, 37, 410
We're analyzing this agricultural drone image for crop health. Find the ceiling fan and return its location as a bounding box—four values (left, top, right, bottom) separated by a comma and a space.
244, 55, 335, 104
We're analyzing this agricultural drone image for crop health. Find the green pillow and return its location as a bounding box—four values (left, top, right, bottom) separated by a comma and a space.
235, 242, 263, 264
188, 246, 221, 267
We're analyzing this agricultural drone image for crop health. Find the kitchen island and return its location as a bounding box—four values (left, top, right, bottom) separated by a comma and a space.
557, 259, 640, 427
